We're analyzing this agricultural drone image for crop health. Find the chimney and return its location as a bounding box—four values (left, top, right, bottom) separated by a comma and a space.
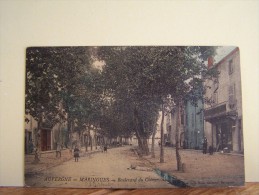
208, 56, 214, 69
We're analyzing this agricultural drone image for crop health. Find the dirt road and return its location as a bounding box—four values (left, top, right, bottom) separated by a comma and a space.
25, 146, 175, 188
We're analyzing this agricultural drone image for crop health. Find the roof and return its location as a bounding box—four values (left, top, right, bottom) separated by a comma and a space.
214, 47, 239, 67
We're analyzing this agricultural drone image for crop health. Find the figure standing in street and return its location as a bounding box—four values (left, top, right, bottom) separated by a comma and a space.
28, 140, 34, 154
103, 145, 107, 153
209, 145, 214, 155
203, 136, 208, 154
56, 143, 62, 158
74, 146, 80, 162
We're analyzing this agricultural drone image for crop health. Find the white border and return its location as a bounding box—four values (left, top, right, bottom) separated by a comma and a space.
1, 0, 258, 186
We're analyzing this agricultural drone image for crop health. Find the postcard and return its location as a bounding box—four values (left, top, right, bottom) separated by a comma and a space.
24, 46, 244, 188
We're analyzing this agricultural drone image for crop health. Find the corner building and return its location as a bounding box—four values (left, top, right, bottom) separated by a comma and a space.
204, 47, 243, 153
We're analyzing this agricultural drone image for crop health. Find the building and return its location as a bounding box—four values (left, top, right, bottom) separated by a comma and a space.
25, 113, 68, 153
165, 104, 185, 148
204, 47, 243, 153
164, 97, 204, 150
25, 114, 37, 154
184, 97, 204, 150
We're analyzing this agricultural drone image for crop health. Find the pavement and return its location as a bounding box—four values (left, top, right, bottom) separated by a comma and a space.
25, 146, 141, 176
25, 146, 174, 188
25, 147, 102, 176
139, 146, 245, 187
25, 145, 245, 188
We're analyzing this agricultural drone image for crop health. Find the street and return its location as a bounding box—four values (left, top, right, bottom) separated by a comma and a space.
143, 146, 245, 187
25, 144, 244, 188
25, 146, 175, 188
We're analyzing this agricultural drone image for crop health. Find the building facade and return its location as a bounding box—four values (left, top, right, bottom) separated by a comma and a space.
204, 47, 243, 153
25, 114, 68, 153
164, 98, 204, 150
184, 98, 204, 149
166, 104, 185, 147
25, 114, 37, 154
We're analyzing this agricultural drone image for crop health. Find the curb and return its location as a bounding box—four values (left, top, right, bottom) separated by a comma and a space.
131, 148, 188, 188
154, 169, 188, 188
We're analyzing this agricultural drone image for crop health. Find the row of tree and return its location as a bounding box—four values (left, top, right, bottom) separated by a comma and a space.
25, 46, 218, 168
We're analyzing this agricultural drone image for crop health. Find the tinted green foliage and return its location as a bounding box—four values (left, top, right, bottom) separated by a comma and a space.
97, 46, 217, 154
26, 47, 99, 128
26, 46, 217, 153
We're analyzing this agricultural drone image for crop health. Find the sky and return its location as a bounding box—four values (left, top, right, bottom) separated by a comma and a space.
214, 46, 237, 63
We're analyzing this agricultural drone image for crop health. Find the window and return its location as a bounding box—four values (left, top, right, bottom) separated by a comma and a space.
213, 92, 218, 104
228, 59, 234, 75
192, 113, 194, 127
228, 84, 236, 109
213, 78, 219, 91
186, 113, 188, 126
181, 113, 184, 125
212, 78, 219, 104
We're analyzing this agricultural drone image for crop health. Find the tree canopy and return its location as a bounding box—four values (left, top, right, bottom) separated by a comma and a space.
25, 46, 218, 153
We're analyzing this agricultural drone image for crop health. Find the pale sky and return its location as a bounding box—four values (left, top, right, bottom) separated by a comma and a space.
214, 46, 237, 63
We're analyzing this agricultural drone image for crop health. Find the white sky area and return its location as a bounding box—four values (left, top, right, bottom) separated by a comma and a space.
214, 46, 237, 63
92, 60, 105, 70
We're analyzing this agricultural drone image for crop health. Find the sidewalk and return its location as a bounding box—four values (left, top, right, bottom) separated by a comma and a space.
140, 146, 245, 187
25, 147, 103, 176
25, 149, 73, 176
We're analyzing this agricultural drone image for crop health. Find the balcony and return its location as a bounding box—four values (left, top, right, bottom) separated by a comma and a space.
204, 101, 226, 119
204, 101, 238, 122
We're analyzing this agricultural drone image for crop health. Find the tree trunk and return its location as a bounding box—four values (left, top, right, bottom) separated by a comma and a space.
135, 129, 143, 153
85, 136, 88, 152
135, 128, 149, 156
56, 122, 62, 158
134, 107, 149, 155
95, 134, 98, 150
67, 113, 72, 147
151, 125, 156, 158
33, 117, 42, 163
143, 138, 149, 155
160, 104, 165, 163
68, 118, 74, 149
175, 103, 182, 171
90, 136, 93, 151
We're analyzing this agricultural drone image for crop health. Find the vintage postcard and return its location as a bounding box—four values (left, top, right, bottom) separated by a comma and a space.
24, 46, 244, 188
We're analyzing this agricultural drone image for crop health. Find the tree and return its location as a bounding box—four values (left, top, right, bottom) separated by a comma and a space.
26, 47, 94, 161
97, 47, 162, 155
96, 46, 218, 165
26, 47, 64, 162
150, 121, 158, 158
26, 46, 218, 170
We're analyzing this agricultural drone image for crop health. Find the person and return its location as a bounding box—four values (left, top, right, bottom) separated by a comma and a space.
103, 145, 107, 153
56, 143, 61, 158
74, 146, 80, 162
203, 136, 208, 154
28, 140, 34, 154
209, 145, 213, 155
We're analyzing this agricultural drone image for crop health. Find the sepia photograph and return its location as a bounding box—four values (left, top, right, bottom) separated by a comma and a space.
24, 46, 244, 188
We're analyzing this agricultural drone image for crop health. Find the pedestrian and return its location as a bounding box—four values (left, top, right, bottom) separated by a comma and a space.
203, 136, 208, 154
28, 140, 34, 154
56, 143, 61, 158
209, 146, 213, 155
103, 145, 107, 153
74, 146, 80, 162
